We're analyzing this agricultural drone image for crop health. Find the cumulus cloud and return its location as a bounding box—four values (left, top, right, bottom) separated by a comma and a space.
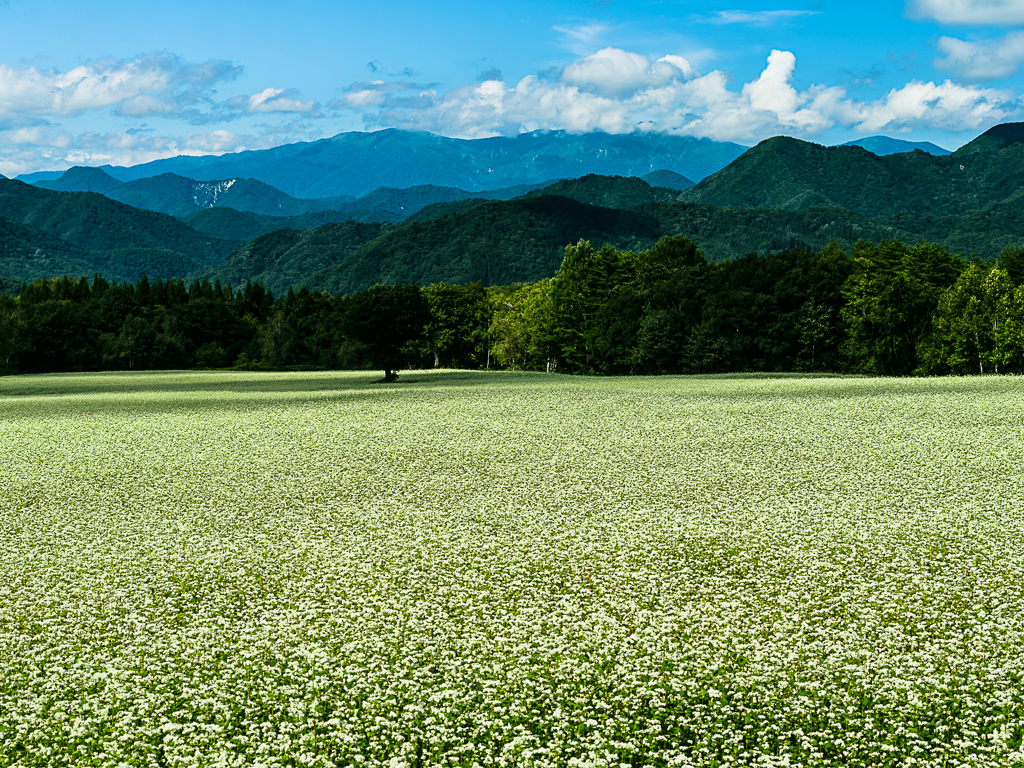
332, 48, 1019, 144
0, 54, 321, 126
694, 10, 819, 26
934, 32, 1024, 81
0, 54, 242, 122
909, 0, 1024, 25
560, 48, 696, 97
855, 79, 1012, 132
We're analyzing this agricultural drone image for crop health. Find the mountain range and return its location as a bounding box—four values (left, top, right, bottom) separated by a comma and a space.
4, 124, 1024, 297
18, 129, 736, 198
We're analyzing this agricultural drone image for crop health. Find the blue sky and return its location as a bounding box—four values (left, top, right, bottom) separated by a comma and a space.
3, 0, 1024, 176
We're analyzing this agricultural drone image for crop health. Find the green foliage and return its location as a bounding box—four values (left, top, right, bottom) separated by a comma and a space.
919, 265, 1024, 374
999, 246, 1024, 284
423, 283, 489, 369
486, 280, 556, 370
340, 284, 431, 380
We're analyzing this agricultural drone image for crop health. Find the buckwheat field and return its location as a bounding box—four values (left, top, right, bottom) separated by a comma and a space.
1, 370, 1022, 768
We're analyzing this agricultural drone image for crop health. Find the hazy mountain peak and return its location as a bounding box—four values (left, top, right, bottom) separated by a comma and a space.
841, 136, 950, 156
37, 165, 123, 194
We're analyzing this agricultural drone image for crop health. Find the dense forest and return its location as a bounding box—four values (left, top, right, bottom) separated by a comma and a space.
3, 236, 1023, 377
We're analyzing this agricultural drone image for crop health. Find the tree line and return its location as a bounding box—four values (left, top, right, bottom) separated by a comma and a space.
2, 236, 1023, 378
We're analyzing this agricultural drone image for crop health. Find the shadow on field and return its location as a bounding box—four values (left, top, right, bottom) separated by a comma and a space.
1, 369, 1008, 422
0, 369, 546, 420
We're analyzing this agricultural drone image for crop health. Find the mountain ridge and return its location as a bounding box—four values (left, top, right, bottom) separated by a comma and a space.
20, 129, 747, 198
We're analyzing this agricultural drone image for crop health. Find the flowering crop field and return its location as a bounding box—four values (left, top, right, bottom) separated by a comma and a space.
1, 370, 1023, 768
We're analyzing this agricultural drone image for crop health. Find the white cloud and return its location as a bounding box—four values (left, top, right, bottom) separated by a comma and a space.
934, 32, 1024, 81
0, 54, 321, 126
560, 48, 696, 98
854, 79, 1012, 133
0, 55, 242, 122
226, 87, 321, 116
694, 10, 819, 26
909, 0, 1024, 25
334, 48, 1019, 145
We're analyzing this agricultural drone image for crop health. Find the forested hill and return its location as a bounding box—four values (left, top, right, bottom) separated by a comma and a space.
0, 179, 238, 258
681, 122, 1024, 216
183, 208, 394, 243
285, 198, 1023, 296
190, 222, 392, 295
302, 196, 666, 295
523, 175, 681, 208
0, 179, 239, 283
640, 169, 695, 190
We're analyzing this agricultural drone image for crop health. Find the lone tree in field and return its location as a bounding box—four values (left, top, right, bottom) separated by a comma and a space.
342, 284, 430, 382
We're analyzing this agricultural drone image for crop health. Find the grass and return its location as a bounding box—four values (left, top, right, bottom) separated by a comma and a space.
1, 370, 1022, 767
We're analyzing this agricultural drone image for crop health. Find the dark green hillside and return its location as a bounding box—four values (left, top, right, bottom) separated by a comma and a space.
0, 179, 236, 262
641, 170, 695, 190
681, 130, 1024, 217
680, 137, 954, 215
524, 174, 679, 209
305, 195, 665, 294
184, 207, 399, 242
301, 196, 1023, 296
0, 216, 95, 281
196, 221, 390, 294
952, 121, 1024, 155
0, 216, 211, 284
404, 199, 491, 223
339, 185, 478, 216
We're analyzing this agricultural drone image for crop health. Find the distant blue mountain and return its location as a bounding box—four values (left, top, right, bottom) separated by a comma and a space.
17, 129, 746, 199
840, 136, 950, 156
15, 170, 64, 183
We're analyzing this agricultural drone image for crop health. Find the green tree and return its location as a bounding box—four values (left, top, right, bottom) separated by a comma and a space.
842, 240, 942, 375
341, 285, 430, 382
998, 246, 1024, 285
922, 264, 1017, 374
423, 282, 489, 368
258, 308, 298, 367
548, 240, 637, 374
993, 282, 1024, 373
0, 295, 29, 370
487, 280, 555, 370
116, 315, 156, 370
